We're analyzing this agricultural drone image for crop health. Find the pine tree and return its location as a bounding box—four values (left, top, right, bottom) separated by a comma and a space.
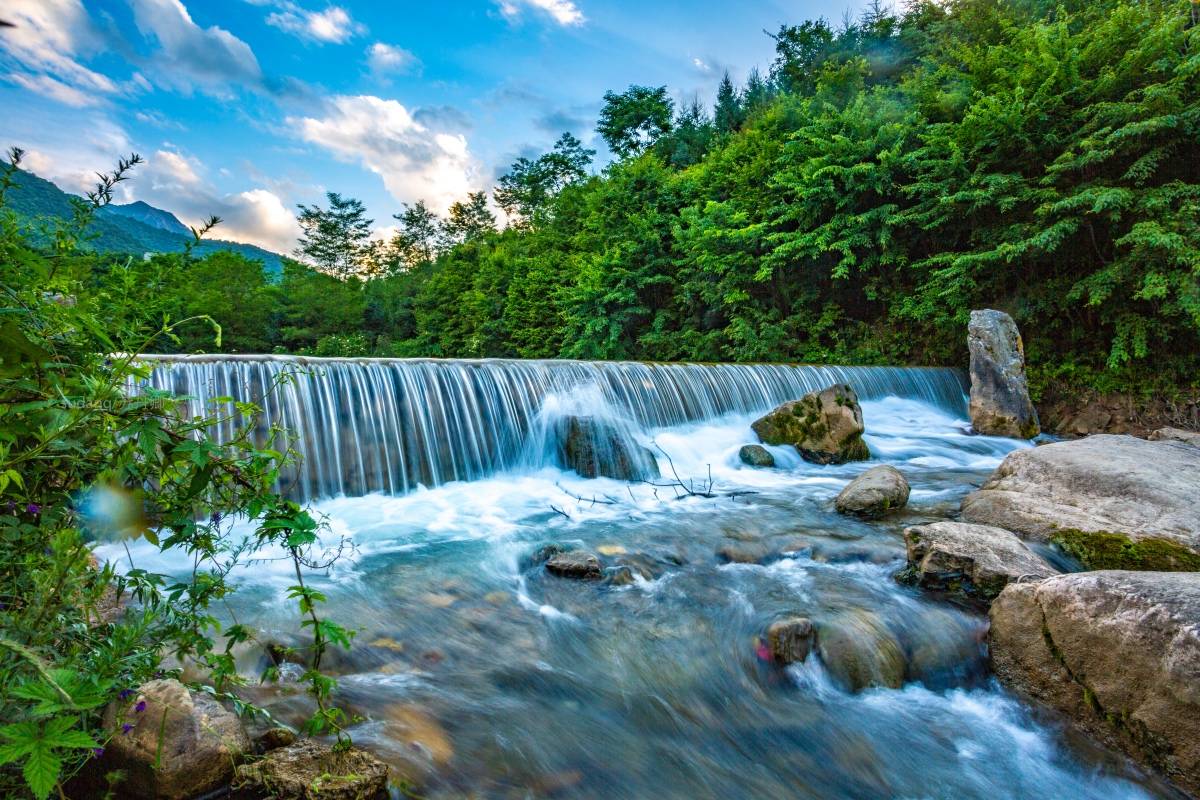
713, 71, 744, 133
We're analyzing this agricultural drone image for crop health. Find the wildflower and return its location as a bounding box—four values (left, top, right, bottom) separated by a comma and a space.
122, 723, 133, 734
210, 511, 222, 524
135, 700, 147, 713
118, 688, 134, 701
93, 747, 105, 759
26, 503, 41, 515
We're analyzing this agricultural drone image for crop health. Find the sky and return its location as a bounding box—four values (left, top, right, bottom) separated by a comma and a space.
0, 0, 860, 253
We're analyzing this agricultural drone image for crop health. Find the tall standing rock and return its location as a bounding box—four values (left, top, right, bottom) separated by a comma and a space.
968, 309, 1040, 438
555, 415, 660, 481
751, 384, 870, 465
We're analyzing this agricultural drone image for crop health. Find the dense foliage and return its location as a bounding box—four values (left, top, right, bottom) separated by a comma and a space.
0, 154, 353, 800
14, 0, 1200, 401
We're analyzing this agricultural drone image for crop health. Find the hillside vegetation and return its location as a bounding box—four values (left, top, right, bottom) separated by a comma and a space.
6, 168, 285, 274
13, 0, 1200, 403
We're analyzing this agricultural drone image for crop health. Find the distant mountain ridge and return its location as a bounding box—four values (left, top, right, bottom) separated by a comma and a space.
3, 168, 285, 275
104, 200, 191, 237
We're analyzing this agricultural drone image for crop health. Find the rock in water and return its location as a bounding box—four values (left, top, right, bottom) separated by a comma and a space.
751, 384, 869, 465
232, 739, 390, 800
835, 465, 910, 518
545, 551, 603, 579
555, 415, 660, 481
967, 309, 1040, 438
961, 435, 1200, 570
989, 571, 1200, 796
100, 679, 251, 800
816, 611, 906, 691
767, 617, 815, 664
738, 444, 775, 467
898, 522, 1058, 604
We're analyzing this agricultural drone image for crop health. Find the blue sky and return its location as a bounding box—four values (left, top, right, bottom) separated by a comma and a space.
0, 0, 861, 252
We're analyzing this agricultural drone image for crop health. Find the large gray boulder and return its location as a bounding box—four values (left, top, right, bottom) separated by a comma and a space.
835, 465, 909, 518
968, 309, 1039, 438
989, 571, 1200, 796
100, 679, 251, 800
898, 521, 1058, 604
751, 384, 869, 465
961, 435, 1200, 570
555, 415, 660, 481
545, 550, 603, 579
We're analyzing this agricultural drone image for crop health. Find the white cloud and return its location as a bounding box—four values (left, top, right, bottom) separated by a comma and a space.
264, 3, 365, 44
0, 0, 122, 105
498, 0, 585, 26
128, 0, 262, 94
125, 149, 301, 252
289, 94, 480, 214
692, 57, 712, 73
367, 42, 418, 76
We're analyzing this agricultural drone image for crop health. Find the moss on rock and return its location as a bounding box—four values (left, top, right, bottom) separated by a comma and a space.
1050, 529, 1200, 571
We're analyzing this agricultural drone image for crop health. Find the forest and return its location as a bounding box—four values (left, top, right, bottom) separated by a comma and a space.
14, 0, 1200, 402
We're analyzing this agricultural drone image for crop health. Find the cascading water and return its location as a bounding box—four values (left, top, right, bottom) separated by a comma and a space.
136, 355, 968, 501
107, 356, 1179, 799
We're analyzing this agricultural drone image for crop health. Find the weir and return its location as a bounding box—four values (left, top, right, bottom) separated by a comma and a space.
137, 355, 968, 502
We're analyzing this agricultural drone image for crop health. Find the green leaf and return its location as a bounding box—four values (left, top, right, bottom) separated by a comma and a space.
22, 739, 62, 800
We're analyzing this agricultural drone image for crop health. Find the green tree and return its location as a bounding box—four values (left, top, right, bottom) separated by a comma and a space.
494, 133, 594, 224
295, 192, 373, 279
596, 85, 674, 158
713, 71, 744, 133
443, 191, 496, 245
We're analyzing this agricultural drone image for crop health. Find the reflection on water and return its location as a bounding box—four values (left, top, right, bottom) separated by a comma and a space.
99, 398, 1178, 799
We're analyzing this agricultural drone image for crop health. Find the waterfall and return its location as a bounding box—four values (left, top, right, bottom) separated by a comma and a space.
135, 355, 968, 502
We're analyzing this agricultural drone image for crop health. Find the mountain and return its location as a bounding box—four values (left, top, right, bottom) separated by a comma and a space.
103, 200, 191, 237
2, 168, 286, 276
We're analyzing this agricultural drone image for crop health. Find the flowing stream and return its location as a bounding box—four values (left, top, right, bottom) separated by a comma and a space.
105, 357, 1181, 799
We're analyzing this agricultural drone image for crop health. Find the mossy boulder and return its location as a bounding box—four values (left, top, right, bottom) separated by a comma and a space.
738, 444, 775, 467
989, 571, 1200, 795
232, 739, 389, 800
961, 434, 1200, 569
751, 384, 869, 465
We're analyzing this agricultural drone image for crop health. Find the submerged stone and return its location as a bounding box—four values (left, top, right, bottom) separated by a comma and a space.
751, 384, 869, 465
545, 550, 603, 579
817, 612, 906, 691
738, 444, 775, 467
555, 415, 661, 481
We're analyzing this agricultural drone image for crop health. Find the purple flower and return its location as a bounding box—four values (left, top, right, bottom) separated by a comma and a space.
26, 503, 40, 515
121, 723, 133, 735
118, 688, 134, 700
210, 512, 222, 524
134, 700, 147, 713
93, 747, 105, 759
